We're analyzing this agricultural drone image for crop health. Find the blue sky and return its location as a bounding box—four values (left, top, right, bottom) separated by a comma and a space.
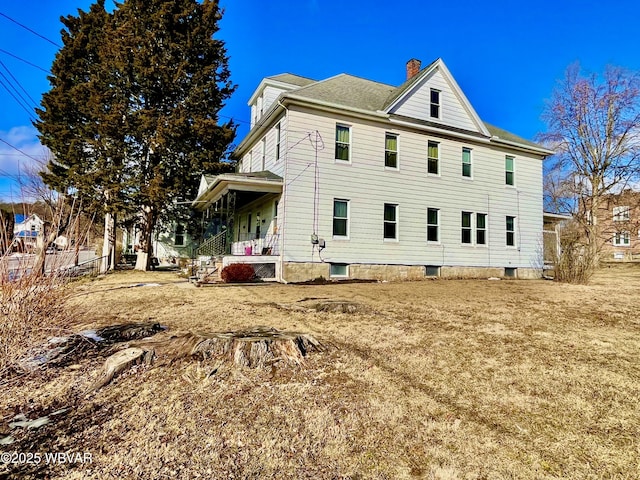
1, 0, 639, 200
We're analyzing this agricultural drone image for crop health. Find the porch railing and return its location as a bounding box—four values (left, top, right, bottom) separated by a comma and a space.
197, 231, 227, 257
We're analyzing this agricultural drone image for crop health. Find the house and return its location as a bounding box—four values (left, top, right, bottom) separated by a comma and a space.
193, 58, 554, 282
589, 189, 640, 261
13, 213, 44, 252
120, 221, 197, 267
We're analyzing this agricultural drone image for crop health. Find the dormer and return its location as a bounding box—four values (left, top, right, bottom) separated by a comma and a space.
248, 73, 315, 128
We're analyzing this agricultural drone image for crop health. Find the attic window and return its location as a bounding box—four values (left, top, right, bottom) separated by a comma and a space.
430, 89, 440, 119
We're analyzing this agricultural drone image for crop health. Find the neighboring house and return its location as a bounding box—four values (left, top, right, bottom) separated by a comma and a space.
193, 58, 554, 282
13, 213, 44, 251
121, 221, 197, 266
590, 189, 640, 260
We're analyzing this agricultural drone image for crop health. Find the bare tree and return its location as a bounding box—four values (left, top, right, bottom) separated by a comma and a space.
540, 63, 640, 274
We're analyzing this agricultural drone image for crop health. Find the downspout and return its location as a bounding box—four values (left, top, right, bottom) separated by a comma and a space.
277, 99, 289, 283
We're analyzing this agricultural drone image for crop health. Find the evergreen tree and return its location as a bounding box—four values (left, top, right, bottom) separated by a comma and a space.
35, 0, 236, 270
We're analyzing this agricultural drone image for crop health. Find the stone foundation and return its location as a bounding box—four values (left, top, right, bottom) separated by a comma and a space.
282, 262, 542, 282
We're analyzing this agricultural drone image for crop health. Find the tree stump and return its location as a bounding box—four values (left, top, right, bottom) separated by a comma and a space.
89, 326, 324, 391
89, 347, 154, 391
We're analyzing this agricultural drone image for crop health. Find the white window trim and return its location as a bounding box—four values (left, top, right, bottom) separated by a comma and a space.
613, 231, 631, 246
613, 206, 630, 222
505, 155, 515, 187
261, 137, 266, 171
383, 203, 399, 242
430, 88, 441, 120
427, 140, 440, 176
476, 212, 488, 247
275, 123, 281, 161
506, 215, 517, 248
462, 147, 473, 179
329, 263, 349, 278
461, 211, 473, 245
384, 132, 399, 170
426, 207, 440, 244
332, 198, 350, 240
335, 124, 352, 163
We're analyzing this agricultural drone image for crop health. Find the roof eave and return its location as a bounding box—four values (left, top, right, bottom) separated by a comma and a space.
489, 137, 555, 157
193, 174, 284, 210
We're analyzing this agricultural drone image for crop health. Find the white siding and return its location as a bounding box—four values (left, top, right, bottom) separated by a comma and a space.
390, 69, 480, 133
263, 86, 286, 113
249, 86, 288, 127
280, 106, 543, 270
239, 115, 287, 177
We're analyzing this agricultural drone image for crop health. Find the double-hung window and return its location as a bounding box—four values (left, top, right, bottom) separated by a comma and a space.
427, 141, 439, 175
430, 89, 440, 119
335, 124, 351, 162
333, 199, 349, 238
174, 224, 185, 246
462, 147, 472, 178
261, 138, 266, 171
506, 216, 516, 246
613, 206, 630, 222
461, 212, 473, 244
384, 203, 398, 240
385, 133, 398, 168
427, 208, 439, 242
614, 231, 630, 246
461, 212, 487, 245
505, 156, 515, 186
275, 123, 281, 161
476, 213, 487, 245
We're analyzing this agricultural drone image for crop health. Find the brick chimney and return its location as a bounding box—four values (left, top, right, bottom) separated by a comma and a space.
406, 58, 421, 80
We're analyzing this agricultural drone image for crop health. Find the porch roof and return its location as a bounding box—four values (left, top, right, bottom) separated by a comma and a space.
193, 171, 283, 211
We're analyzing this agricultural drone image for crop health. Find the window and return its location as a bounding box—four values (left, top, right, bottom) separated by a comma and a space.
476, 213, 487, 245
330, 263, 349, 277
385, 133, 398, 168
428, 141, 439, 175
504, 267, 517, 278
462, 147, 472, 178
614, 231, 630, 246
174, 224, 185, 246
333, 199, 349, 237
461, 211, 472, 244
425, 265, 440, 277
384, 203, 398, 240
427, 208, 439, 242
335, 124, 351, 162
430, 89, 440, 119
505, 156, 515, 185
261, 138, 266, 170
275, 123, 281, 161
613, 206, 630, 222
506, 216, 516, 246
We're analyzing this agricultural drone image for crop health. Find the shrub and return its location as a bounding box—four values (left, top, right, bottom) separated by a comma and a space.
220, 263, 255, 283
554, 220, 596, 284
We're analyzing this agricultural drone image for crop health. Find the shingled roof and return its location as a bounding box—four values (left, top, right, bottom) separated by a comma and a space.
238, 61, 552, 156
266, 73, 316, 88
289, 74, 396, 112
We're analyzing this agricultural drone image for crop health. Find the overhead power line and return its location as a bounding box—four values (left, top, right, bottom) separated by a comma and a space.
0, 48, 51, 74
0, 11, 61, 48
0, 136, 45, 165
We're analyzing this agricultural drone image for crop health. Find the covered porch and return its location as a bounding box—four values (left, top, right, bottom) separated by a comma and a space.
192, 171, 283, 262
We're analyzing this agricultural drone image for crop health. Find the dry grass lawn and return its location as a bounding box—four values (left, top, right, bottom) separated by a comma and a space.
1, 265, 639, 479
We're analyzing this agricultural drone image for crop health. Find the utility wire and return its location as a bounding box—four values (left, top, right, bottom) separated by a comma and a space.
0, 137, 45, 165
0, 48, 51, 74
0, 59, 39, 107
0, 11, 61, 48
0, 75, 36, 121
